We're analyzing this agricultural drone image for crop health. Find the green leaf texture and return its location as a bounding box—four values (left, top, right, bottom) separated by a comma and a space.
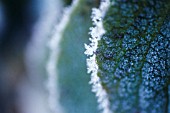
96, 0, 170, 113
57, 1, 99, 113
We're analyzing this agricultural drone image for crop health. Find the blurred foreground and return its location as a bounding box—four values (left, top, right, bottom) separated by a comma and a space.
0, 0, 96, 113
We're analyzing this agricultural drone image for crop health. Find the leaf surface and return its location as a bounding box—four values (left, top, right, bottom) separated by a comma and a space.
96, 0, 170, 113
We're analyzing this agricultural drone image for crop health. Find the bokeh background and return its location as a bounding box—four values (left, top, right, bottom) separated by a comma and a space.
0, 0, 100, 113
0, 0, 58, 113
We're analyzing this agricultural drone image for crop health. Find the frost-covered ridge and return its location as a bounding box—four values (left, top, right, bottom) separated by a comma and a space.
84, 0, 111, 113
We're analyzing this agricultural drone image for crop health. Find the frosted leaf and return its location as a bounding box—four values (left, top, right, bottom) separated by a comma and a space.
92, 0, 170, 113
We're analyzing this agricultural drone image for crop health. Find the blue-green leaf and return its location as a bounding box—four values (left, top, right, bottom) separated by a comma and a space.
86, 0, 170, 113
57, 1, 99, 113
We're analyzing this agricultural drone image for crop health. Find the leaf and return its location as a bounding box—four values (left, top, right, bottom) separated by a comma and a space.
57, 1, 99, 113
87, 0, 170, 113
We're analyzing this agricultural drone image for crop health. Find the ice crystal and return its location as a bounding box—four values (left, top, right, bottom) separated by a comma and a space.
84, 0, 112, 113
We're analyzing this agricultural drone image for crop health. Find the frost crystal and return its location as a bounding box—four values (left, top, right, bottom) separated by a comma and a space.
84, 0, 112, 113
46, 0, 79, 113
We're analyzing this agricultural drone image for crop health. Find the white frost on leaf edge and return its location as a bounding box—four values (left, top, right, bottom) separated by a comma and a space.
46, 0, 79, 113
84, 0, 111, 113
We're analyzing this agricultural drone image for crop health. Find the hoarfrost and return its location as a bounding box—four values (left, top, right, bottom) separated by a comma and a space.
84, 0, 112, 113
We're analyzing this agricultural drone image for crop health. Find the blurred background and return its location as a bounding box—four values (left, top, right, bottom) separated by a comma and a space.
0, 0, 62, 113
0, 0, 99, 113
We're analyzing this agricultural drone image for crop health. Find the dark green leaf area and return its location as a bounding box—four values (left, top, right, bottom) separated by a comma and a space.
63, 0, 73, 6
96, 0, 170, 113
